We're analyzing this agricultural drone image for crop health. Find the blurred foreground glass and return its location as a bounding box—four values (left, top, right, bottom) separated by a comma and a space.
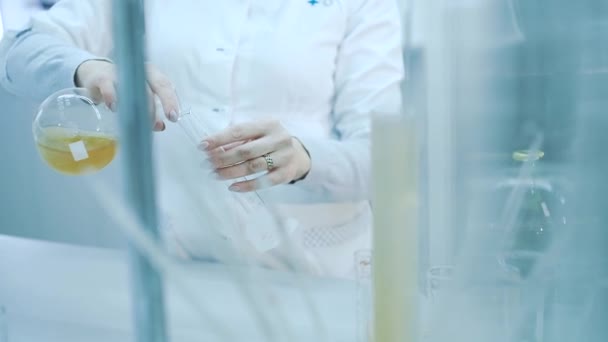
423, 264, 552, 342
496, 150, 566, 279
422, 265, 455, 341
355, 249, 372, 342
0, 306, 7, 342
176, 109, 294, 253
426, 265, 454, 303
32, 88, 119, 175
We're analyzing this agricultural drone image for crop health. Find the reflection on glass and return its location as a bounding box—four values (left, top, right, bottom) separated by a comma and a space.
496, 149, 566, 279
415, 0, 608, 340
426, 265, 454, 303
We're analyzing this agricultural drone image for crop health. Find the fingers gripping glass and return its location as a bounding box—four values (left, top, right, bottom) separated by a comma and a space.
176, 109, 286, 252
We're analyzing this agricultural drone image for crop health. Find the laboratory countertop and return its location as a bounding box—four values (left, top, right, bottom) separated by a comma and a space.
0, 235, 358, 342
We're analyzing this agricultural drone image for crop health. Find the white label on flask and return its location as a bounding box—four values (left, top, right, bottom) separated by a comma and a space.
69, 140, 89, 161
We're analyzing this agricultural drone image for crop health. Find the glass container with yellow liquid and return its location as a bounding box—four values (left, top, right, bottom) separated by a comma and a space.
33, 88, 119, 175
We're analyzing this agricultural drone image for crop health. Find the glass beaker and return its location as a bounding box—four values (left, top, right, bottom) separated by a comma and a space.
32, 88, 119, 175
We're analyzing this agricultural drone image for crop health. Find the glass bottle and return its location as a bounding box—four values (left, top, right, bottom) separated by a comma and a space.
500, 149, 565, 279
493, 150, 566, 342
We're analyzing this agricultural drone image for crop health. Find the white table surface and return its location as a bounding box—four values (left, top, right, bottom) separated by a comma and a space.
0, 235, 358, 342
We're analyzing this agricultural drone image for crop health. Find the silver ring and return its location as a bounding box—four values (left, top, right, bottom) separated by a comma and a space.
263, 153, 275, 170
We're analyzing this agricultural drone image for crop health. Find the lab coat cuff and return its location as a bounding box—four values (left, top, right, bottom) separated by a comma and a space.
291, 136, 336, 196
62, 51, 112, 88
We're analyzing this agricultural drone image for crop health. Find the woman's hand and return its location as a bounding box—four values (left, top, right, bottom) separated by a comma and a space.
75, 60, 180, 131
201, 120, 311, 192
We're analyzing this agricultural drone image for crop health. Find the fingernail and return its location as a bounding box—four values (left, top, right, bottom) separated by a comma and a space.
110, 102, 117, 112
168, 110, 178, 122
198, 141, 209, 150
229, 184, 240, 192
154, 121, 165, 131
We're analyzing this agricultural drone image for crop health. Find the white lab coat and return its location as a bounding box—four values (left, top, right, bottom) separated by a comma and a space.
2, 0, 403, 277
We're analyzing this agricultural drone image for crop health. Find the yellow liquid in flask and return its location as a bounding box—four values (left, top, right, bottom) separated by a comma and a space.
36, 127, 118, 175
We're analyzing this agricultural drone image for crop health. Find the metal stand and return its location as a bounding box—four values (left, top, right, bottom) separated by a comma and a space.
112, 1, 168, 341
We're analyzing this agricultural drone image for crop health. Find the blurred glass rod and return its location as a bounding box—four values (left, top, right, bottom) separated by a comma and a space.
111, 0, 168, 341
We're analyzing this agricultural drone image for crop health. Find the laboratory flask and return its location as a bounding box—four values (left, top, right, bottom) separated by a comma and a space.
495, 150, 566, 279
33, 88, 119, 175
490, 149, 566, 342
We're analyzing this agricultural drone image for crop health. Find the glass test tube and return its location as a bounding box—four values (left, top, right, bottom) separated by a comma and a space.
176, 110, 265, 205
176, 110, 283, 251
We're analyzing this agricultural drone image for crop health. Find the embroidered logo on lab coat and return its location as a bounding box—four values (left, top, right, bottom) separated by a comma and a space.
308, 0, 334, 6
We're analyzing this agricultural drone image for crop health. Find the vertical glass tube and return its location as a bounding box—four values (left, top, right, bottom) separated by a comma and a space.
355, 249, 373, 342
176, 111, 284, 252
426, 265, 454, 303
0, 306, 7, 342
372, 114, 418, 342
112, 0, 167, 341
175, 109, 211, 146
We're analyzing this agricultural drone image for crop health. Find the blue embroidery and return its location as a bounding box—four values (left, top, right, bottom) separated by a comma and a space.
308, 0, 319, 5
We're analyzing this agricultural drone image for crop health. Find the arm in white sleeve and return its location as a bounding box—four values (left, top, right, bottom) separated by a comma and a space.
1, 0, 112, 101
295, 0, 404, 202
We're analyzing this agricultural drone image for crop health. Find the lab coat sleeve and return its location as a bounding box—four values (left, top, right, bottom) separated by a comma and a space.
294, 0, 404, 202
1, 0, 112, 101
